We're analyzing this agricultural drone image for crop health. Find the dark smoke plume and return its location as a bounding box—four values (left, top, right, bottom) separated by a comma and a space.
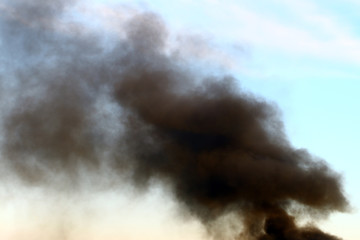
0, 1, 348, 239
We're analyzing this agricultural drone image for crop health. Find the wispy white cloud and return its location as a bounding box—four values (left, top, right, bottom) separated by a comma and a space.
271, 0, 360, 59
194, 0, 360, 64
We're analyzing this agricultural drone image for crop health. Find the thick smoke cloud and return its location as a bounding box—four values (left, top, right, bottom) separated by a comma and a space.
0, 1, 348, 239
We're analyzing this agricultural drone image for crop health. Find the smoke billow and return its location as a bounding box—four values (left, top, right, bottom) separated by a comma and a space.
0, 1, 348, 239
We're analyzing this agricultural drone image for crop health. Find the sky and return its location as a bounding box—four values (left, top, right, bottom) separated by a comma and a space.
0, 0, 360, 240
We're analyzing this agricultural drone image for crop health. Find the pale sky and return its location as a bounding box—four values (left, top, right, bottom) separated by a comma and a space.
1, 0, 360, 239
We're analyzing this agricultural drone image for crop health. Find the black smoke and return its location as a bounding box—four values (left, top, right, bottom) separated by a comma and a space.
0, 1, 348, 239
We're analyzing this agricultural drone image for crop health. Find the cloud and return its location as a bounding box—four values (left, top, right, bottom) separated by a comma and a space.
201, 0, 360, 64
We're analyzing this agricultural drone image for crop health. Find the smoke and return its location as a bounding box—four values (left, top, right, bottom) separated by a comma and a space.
0, 1, 349, 239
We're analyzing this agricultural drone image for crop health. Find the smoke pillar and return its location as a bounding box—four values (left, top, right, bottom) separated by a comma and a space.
0, 1, 348, 239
